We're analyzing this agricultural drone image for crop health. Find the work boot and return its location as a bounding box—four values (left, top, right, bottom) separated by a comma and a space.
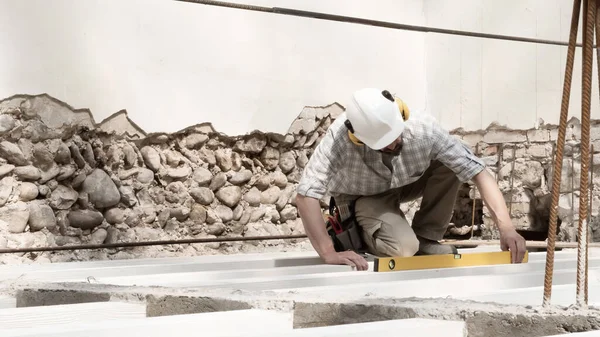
416, 236, 457, 255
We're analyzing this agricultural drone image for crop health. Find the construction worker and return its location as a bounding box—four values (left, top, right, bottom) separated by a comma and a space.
295, 87, 527, 271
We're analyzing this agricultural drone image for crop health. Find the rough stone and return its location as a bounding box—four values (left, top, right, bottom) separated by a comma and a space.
296, 151, 309, 168
81, 169, 121, 209
215, 205, 233, 223
69, 144, 86, 168
279, 151, 295, 173
198, 148, 216, 166
190, 187, 214, 205
119, 186, 137, 207
0, 114, 16, 135
39, 164, 60, 184
209, 172, 227, 191
279, 204, 298, 221
184, 133, 209, 149
90, 228, 108, 244
229, 169, 252, 185
0, 141, 28, 165
234, 134, 267, 153
48, 185, 78, 210
68, 210, 105, 230
165, 150, 183, 167
137, 168, 155, 184
215, 186, 242, 208
141, 146, 162, 172
261, 186, 281, 205
166, 166, 192, 180
104, 208, 125, 224
0, 164, 15, 177
207, 222, 226, 236
215, 149, 233, 171
482, 130, 527, 144
192, 167, 213, 186
527, 129, 550, 142
254, 175, 271, 191
189, 204, 207, 222
54, 142, 72, 164
169, 207, 190, 221
264, 207, 281, 223
260, 147, 280, 170
271, 171, 288, 188
105, 227, 119, 244
19, 182, 38, 201
239, 190, 260, 211
28, 202, 57, 231
0, 177, 14, 207
13, 165, 41, 181
57, 165, 76, 181
1, 201, 29, 233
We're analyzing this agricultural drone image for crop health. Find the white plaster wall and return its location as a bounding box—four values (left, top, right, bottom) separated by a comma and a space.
424, 0, 600, 131
0, 0, 592, 135
0, 0, 428, 136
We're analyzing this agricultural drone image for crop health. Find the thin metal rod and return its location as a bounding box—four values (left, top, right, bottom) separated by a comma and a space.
509, 147, 516, 216
175, 0, 593, 48
544, 0, 582, 308
442, 239, 600, 249
0, 234, 309, 254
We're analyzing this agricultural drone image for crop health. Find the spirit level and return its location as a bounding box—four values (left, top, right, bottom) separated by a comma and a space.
373, 251, 529, 272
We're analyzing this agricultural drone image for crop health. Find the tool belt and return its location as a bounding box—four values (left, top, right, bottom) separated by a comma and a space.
325, 197, 366, 253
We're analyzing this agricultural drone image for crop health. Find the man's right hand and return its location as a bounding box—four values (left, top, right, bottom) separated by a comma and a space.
296, 194, 370, 271
322, 250, 369, 271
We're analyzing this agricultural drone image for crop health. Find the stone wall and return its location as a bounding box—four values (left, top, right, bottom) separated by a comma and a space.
0, 93, 598, 264
0, 94, 339, 264
446, 117, 600, 243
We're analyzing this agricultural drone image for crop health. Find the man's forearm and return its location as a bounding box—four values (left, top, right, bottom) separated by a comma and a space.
295, 194, 336, 257
472, 169, 514, 233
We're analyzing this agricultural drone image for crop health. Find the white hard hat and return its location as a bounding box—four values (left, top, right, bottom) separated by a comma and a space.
344, 88, 405, 150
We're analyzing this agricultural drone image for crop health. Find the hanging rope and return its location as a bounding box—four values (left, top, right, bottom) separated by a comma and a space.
543, 0, 582, 307
576, 0, 596, 308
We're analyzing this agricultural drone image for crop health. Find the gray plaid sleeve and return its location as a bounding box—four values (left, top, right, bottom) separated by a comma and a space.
430, 122, 485, 182
296, 128, 341, 199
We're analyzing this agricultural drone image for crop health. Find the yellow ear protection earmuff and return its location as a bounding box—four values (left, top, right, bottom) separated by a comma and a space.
345, 90, 410, 146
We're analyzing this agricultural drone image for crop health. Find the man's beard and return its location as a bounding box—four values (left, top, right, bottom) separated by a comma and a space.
380, 143, 403, 156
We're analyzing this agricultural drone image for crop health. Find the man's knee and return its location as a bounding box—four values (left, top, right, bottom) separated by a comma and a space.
377, 231, 419, 257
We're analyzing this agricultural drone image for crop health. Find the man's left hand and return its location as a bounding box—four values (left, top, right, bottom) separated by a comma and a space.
500, 228, 527, 263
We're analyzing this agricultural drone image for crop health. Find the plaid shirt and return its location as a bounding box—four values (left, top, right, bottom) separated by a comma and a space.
297, 112, 486, 201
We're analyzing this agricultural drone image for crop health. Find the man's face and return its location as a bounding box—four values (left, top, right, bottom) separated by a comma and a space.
379, 136, 403, 156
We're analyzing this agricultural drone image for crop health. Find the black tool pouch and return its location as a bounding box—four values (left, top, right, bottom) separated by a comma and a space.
326, 197, 366, 253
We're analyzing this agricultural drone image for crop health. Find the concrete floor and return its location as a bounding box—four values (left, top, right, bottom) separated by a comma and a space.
1, 246, 600, 336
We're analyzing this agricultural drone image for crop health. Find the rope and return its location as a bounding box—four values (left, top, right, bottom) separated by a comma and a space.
543, 0, 582, 307
0, 234, 308, 254
174, 0, 593, 48
576, 0, 596, 308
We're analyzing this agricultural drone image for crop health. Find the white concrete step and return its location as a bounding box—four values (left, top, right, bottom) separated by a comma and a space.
262, 318, 467, 337
262, 268, 600, 302
64, 255, 600, 292
4, 309, 293, 337
458, 281, 600, 307
0, 252, 324, 282
0, 251, 319, 274
0, 301, 146, 331
0, 295, 16, 308
90, 264, 350, 287
544, 330, 600, 336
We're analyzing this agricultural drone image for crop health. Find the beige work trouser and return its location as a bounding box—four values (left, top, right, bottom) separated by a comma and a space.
354, 160, 461, 257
